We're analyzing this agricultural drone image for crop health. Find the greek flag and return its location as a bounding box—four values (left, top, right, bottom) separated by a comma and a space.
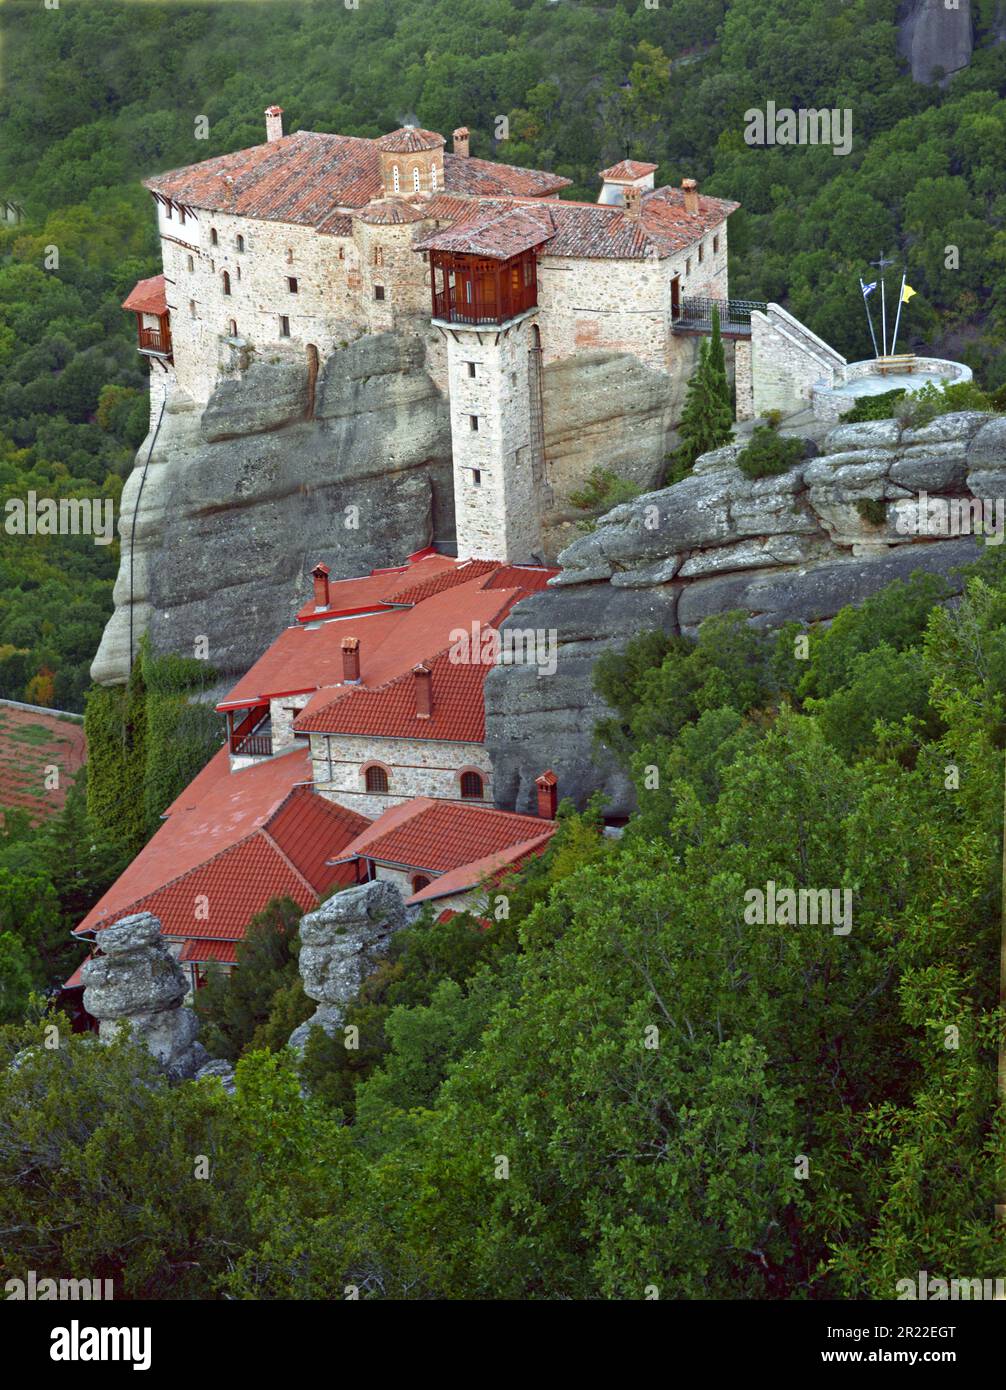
861, 279, 877, 298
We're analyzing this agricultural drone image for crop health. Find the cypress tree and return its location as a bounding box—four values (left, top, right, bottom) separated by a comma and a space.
672, 316, 735, 476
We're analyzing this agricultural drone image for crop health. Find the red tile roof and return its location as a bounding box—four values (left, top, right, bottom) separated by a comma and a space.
441, 152, 570, 199
179, 939, 239, 965
121, 274, 167, 315
599, 160, 658, 181
75, 749, 367, 942
356, 198, 426, 225
295, 644, 496, 742
145, 132, 568, 226
223, 558, 555, 730
376, 126, 444, 153
337, 798, 552, 875
0, 701, 86, 826
405, 830, 555, 904
415, 205, 555, 259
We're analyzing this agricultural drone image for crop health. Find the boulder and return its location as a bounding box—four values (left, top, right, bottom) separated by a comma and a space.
289, 881, 409, 1052
82, 913, 208, 1081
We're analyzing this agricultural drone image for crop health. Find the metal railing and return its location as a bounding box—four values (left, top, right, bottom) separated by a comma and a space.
674, 297, 767, 331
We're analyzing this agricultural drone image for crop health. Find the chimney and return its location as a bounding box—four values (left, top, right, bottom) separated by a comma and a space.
341, 636, 360, 683
311, 562, 330, 609
623, 183, 642, 220
414, 662, 433, 719
453, 126, 470, 158
265, 105, 284, 143
535, 769, 558, 820
681, 177, 699, 215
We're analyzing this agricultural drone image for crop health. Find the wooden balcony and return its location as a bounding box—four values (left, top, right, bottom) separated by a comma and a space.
138, 324, 172, 356
233, 732, 273, 758
430, 249, 538, 328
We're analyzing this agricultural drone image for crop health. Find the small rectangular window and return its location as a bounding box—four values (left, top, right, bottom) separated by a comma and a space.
374, 285, 385, 301
472, 469, 482, 486
279, 315, 290, 338
165, 203, 173, 220
210, 228, 218, 246
187, 256, 194, 272
698, 242, 704, 263
469, 415, 479, 432
288, 277, 298, 293
467, 361, 477, 378
713, 234, 720, 254
686, 257, 691, 275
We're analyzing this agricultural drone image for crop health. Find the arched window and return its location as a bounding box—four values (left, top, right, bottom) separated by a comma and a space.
413, 167, 421, 192
222, 270, 231, 296
236, 234, 245, 253
431, 164, 438, 191
392, 165, 400, 193
189, 300, 196, 319
228, 319, 237, 337
365, 765, 389, 794
460, 771, 484, 800
412, 874, 431, 893
210, 227, 218, 246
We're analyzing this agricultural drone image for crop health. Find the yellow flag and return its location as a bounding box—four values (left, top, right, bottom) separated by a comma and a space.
902, 283, 917, 303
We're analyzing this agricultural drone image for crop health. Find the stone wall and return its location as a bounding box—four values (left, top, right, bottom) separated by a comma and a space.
751, 303, 847, 418
442, 313, 541, 562
484, 411, 1004, 817
311, 731, 492, 818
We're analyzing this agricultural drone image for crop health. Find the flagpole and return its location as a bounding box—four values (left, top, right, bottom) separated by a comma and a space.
880, 275, 888, 357
890, 272, 907, 356
871, 253, 895, 359
860, 278, 880, 358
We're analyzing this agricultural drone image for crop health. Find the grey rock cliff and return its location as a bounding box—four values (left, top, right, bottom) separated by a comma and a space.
81, 912, 209, 1081
898, 0, 973, 84
92, 333, 454, 687
92, 332, 691, 688
288, 880, 409, 1053
485, 412, 1002, 818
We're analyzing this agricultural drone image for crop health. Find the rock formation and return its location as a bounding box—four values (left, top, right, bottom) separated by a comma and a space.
288, 880, 409, 1053
898, 0, 973, 84
485, 412, 1004, 817
92, 331, 699, 688
91, 333, 454, 688
81, 912, 209, 1081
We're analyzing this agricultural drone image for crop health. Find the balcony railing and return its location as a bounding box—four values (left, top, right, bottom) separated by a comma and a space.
673, 297, 767, 333
234, 733, 273, 758
138, 325, 172, 355
432, 281, 538, 328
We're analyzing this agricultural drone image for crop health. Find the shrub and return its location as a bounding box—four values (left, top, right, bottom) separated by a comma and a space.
840, 389, 906, 423
855, 497, 887, 527
736, 425, 805, 479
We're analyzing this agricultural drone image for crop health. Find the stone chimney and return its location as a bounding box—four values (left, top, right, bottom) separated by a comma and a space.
623, 183, 642, 220
681, 177, 699, 215
414, 662, 433, 719
535, 769, 558, 820
265, 105, 284, 143
342, 636, 360, 683
453, 126, 470, 157
312, 562, 330, 609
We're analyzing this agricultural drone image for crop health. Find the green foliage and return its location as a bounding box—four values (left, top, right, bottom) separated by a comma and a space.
568, 467, 643, 530
670, 314, 734, 476
736, 425, 806, 479
195, 898, 308, 1063
855, 496, 888, 527
894, 378, 996, 427
841, 388, 907, 422
84, 636, 221, 852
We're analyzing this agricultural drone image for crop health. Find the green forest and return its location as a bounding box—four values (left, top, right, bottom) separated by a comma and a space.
2, 0, 1006, 1304
5, 548, 1006, 1297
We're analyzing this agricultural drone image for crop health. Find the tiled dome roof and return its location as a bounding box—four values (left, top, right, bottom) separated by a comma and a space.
376, 125, 444, 153
357, 198, 427, 225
